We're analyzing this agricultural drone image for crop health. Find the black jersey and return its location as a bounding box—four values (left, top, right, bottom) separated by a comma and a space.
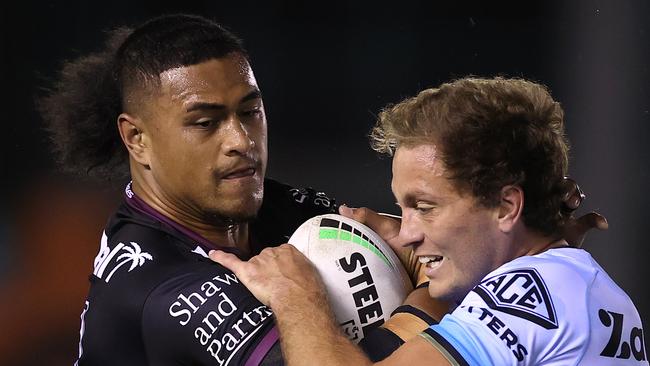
75, 179, 336, 365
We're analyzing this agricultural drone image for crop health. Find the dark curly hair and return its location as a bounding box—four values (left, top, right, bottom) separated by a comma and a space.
371, 77, 570, 236
37, 14, 248, 180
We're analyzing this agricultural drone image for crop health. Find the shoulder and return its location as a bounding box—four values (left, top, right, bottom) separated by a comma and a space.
88, 205, 213, 312
260, 178, 337, 216
91, 220, 188, 286
81, 202, 283, 364
471, 249, 596, 355
427, 248, 649, 365
250, 178, 338, 249
471, 248, 597, 330
79, 216, 215, 364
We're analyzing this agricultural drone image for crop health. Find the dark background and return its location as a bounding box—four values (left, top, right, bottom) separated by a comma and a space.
2, 0, 649, 364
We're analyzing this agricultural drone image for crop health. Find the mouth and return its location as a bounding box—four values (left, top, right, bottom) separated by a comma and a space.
418, 255, 444, 271
222, 166, 256, 179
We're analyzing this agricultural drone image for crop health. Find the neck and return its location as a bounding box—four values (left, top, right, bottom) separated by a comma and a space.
513, 227, 568, 258
130, 177, 250, 255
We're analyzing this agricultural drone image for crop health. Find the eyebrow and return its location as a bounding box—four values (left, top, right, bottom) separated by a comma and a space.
401, 191, 440, 205
185, 89, 263, 113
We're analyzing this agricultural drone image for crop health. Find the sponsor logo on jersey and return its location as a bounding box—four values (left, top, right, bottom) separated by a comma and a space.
290, 187, 333, 208
473, 268, 558, 329
93, 232, 153, 282
598, 309, 646, 361
168, 273, 274, 365
461, 306, 528, 362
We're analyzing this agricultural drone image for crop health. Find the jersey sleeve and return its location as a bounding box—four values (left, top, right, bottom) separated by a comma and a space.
422, 306, 521, 366
141, 264, 279, 365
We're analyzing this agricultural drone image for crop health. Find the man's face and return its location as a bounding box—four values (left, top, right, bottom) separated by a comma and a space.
391, 144, 510, 303
142, 53, 267, 223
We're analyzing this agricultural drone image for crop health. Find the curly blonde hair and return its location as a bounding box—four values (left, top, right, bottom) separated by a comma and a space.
372, 77, 570, 235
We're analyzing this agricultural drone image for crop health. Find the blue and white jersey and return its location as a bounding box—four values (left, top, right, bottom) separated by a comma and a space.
421, 248, 648, 365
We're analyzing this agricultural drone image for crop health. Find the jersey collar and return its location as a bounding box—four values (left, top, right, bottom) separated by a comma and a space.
123, 181, 244, 257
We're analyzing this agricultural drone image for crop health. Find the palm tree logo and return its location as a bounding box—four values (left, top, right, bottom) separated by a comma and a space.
105, 242, 153, 282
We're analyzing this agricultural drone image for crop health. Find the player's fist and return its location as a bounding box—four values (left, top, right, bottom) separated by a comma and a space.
560, 177, 608, 248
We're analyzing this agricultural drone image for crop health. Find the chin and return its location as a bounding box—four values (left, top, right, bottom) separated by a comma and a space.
206, 185, 263, 221
212, 198, 262, 223
429, 283, 468, 304
226, 206, 260, 222
428, 284, 450, 301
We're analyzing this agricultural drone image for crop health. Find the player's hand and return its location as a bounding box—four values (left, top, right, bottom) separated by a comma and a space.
562, 212, 608, 247
339, 205, 425, 286
560, 177, 588, 213
339, 205, 402, 252
209, 244, 327, 310
559, 177, 609, 247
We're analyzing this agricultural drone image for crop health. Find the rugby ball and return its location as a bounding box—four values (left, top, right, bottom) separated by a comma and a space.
288, 214, 413, 343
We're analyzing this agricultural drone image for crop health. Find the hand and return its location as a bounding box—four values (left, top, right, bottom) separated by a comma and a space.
338, 205, 402, 252
339, 205, 426, 286
209, 244, 327, 309
560, 177, 609, 247
562, 212, 608, 248
560, 177, 586, 213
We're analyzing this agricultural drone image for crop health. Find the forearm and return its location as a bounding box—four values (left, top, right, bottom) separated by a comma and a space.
208, 245, 378, 365
272, 292, 373, 366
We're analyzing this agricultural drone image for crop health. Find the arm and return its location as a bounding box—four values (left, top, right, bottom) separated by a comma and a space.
377, 336, 456, 366
360, 286, 449, 361
210, 244, 372, 366
209, 245, 453, 366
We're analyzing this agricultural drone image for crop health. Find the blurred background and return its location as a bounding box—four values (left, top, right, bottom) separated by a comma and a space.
2, 0, 649, 364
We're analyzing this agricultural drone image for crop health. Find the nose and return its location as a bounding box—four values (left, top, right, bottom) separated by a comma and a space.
398, 209, 425, 249
221, 117, 255, 156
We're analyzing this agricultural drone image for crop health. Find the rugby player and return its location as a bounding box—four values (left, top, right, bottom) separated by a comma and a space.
211, 77, 647, 365
38, 14, 339, 365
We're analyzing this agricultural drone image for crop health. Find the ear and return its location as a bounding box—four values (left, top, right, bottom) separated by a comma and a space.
117, 113, 151, 167
497, 185, 524, 233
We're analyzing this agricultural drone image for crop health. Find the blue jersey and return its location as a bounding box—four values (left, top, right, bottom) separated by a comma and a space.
421, 248, 648, 365
75, 179, 336, 365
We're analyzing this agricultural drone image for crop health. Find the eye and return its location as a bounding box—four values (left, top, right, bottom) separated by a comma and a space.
246, 108, 261, 116
414, 202, 435, 213
242, 108, 263, 118
195, 119, 216, 128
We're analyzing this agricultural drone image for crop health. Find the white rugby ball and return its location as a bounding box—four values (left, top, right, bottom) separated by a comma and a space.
289, 214, 413, 343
